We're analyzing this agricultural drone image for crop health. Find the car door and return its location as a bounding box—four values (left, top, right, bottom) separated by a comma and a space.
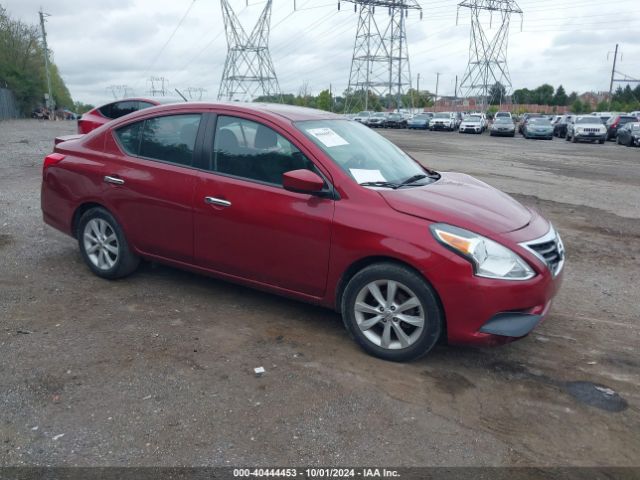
192, 114, 335, 297
103, 112, 205, 263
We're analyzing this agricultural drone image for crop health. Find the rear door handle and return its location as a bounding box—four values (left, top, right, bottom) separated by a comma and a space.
204, 196, 231, 207
104, 175, 125, 185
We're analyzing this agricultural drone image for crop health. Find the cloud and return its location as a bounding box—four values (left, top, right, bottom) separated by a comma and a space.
3, 0, 640, 105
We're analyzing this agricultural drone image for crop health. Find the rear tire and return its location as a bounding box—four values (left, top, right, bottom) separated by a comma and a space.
78, 207, 140, 280
341, 263, 443, 362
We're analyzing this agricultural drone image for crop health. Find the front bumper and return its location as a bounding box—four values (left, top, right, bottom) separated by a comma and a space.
424, 215, 564, 346
575, 132, 606, 141
527, 130, 553, 138
432, 123, 453, 130
460, 126, 482, 133
491, 128, 515, 136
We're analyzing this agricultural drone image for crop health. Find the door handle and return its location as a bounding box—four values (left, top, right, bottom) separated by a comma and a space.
204, 196, 231, 207
104, 175, 125, 185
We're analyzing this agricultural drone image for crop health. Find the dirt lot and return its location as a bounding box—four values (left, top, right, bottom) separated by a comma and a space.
1, 119, 639, 467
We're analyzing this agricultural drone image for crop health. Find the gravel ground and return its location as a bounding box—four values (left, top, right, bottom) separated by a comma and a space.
0, 119, 639, 467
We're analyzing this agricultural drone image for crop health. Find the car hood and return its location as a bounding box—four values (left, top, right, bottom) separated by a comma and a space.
378, 172, 532, 234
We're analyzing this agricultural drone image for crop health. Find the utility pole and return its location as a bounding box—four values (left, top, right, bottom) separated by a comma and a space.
608, 44, 619, 110
38, 9, 54, 113
435, 72, 441, 110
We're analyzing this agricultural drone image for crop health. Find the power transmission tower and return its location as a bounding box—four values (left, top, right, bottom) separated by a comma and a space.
342, 0, 422, 113
107, 85, 134, 99
148, 76, 169, 97
186, 87, 207, 101
218, 0, 281, 102
38, 9, 54, 111
457, 0, 522, 110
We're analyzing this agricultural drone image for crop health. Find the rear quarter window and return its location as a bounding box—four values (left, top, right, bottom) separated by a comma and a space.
115, 121, 143, 155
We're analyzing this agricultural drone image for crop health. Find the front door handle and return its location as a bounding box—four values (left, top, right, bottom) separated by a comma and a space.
104, 175, 125, 185
204, 196, 231, 208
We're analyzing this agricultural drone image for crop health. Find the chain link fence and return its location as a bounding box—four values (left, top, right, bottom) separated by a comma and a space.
0, 88, 20, 120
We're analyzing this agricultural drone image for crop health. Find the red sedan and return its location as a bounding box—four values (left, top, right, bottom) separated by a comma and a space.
41, 102, 564, 361
77, 98, 160, 134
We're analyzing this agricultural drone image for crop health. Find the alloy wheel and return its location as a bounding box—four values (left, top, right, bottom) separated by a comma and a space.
354, 280, 425, 350
83, 218, 119, 271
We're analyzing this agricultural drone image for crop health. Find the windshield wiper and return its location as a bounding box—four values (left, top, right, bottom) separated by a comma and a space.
359, 181, 401, 189
397, 174, 429, 187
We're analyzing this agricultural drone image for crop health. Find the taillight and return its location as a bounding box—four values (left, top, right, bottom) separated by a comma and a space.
612, 118, 620, 128
43, 153, 66, 172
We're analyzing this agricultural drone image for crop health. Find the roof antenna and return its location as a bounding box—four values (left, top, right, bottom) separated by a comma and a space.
175, 88, 189, 102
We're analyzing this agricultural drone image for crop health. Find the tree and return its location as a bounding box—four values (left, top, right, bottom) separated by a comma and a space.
316, 89, 332, 112
533, 84, 554, 105
571, 99, 585, 114
567, 91, 578, 105
512, 88, 532, 105
0, 5, 74, 113
553, 85, 568, 106
488, 82, 506, 105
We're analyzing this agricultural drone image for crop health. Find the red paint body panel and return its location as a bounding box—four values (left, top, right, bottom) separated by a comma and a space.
41, 102, 564, 347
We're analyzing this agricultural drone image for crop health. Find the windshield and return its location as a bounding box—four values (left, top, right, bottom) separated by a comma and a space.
495, 112, 510, 117
463, 116, 480, 122
576, 116, 601, 124
296, 119, 435, 186
412, 115, 428, 120
494, 117, 513, 123
530, 118, 551, 125
434, 113, 450, 119
372, 113, 386, 118
357, 112, 370, 117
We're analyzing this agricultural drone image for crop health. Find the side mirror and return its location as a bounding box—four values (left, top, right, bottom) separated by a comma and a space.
283, 169, 325, 195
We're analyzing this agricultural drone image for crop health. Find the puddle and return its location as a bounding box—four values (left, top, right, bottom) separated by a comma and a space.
489, 360, 629, 413
562, 381, 628, 412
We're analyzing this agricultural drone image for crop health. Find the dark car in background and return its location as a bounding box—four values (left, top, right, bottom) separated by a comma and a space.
77, 98, 160, 134
553, 115, 573, 138
616, 122, 640, 147
407, 113, 431, 129
606, 115, 638, 141
384, 113, 408, 129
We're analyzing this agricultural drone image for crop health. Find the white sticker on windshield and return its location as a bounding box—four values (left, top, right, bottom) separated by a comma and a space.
306, 127, 349, 148
350, 169, 386, 184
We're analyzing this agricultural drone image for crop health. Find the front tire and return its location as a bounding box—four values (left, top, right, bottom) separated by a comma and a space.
78, 207, 140, 279
341, 263, 443, 362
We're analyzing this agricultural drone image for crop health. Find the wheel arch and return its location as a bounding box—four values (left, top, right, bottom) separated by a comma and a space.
335, 256, 446, 333
71, 202, 123, 239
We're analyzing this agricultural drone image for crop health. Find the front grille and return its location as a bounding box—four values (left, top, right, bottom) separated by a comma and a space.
582, 128, 600, 133
521, 227, 565, 277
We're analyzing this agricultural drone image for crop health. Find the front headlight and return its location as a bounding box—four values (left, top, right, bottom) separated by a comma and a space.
430, 224, 535, 280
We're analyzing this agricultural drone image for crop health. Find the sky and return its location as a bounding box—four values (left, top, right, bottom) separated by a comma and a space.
4, 0, 640, 105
